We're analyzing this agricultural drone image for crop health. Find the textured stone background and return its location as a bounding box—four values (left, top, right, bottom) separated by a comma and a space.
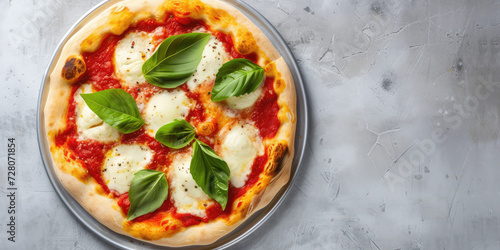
2, 0, 500, 249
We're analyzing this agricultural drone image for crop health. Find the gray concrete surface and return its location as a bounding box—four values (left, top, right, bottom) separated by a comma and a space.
2, 0, 500, 249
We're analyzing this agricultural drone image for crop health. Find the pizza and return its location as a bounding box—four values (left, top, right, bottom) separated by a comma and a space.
43, 0, 296, 246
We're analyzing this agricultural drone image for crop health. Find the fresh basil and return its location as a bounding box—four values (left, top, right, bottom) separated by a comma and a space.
190, 139, 230, 209
211, 58, 264, 102
127, 169, 169, 221
142, 33, 211, 88
80, 89, 144, 134
155, 119, 195, 149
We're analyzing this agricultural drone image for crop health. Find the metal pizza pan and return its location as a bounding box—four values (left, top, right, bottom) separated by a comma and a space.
37, 0, 308, 249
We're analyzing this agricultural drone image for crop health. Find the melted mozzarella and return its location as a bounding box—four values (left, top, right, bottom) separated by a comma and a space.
114, 31, 155, 87
220, 123, 263, 188
143, 90, 192, 136
74, 84, 120, 142
102, 144, 153, 194
225, 83, 263, 110
169, 153, 212, 217
186, 36, 230, 91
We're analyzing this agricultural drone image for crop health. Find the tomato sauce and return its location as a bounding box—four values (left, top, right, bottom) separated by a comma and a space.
118, 192, 222, 227
68, 138, 112, 192
181, 84, 206, 125
55, 85, 79, 147
251, 77, 280, 139
126, 84, 162, 100
58, 15, 281, 228
214, 32, 258, 63
222, 154, 268, 217
54, 85, 112, 192
82, 35, 121, 91
133, 15, 208, 38
118, 193, 176, 222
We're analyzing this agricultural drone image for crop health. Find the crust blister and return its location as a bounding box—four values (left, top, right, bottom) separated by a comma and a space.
264, 140, 288, 174
61, 55, 86, 83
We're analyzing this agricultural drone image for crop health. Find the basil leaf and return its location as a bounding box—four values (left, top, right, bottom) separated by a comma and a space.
127, 169, 169, 221
80, 89, 144, 134
155, 119, 195, 149
211, 58, 264, 102
190, 139, 230, 209
142, 33, 211, 88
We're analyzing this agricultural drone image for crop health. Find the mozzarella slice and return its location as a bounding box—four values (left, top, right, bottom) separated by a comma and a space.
186, 36, 231, 91
114, 31, 155, 87
102, 144, 153, 194
74, 84, 120, 142
143, 90, 192, 136
220, 123, 263, 188
225, 83, 263, 110
169, 153, 213, 217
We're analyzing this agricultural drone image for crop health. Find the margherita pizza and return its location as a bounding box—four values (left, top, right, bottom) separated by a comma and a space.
43, 0, 296, 246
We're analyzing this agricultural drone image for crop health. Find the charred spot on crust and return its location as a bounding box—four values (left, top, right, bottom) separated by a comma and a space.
62, 55, 86, 82
264, 141, 288, 174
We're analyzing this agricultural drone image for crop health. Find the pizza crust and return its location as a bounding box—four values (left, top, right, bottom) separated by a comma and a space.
43, 0, 296, 247
250, 57, 296, 215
